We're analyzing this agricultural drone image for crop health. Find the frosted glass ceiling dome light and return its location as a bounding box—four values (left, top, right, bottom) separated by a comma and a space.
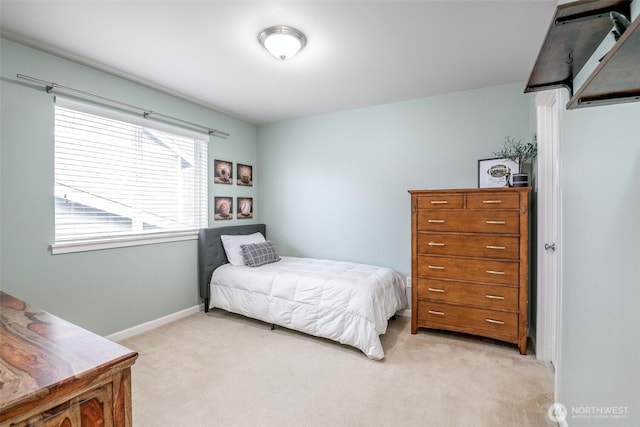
259, 26, 307, 61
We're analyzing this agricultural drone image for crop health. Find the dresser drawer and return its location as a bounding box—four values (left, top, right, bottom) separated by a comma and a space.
25, 405, 82, 427
417, 301, 518, 341
417, 233, 519, 259
416, 278, 518, 310
416, 195, 463, 209
417, 210, 519, 234
417, 256, 519, 285
466, 193, 520, 210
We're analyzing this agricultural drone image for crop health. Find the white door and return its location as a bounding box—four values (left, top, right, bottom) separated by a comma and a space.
535, 89, 563, 373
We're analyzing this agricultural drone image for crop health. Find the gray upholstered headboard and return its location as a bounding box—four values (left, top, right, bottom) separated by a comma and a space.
198, 224, 266, 311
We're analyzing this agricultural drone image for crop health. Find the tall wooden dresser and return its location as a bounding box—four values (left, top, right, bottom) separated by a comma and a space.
409, 187, 530, 354
0, 292, 138, 427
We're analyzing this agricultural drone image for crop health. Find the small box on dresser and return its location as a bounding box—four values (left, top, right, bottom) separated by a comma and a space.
409, 187, 531, 354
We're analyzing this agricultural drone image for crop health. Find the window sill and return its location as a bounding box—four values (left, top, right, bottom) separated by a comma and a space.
51, 230, 198, 255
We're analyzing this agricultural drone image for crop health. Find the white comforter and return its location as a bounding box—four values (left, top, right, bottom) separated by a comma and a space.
209, 256, 407, 360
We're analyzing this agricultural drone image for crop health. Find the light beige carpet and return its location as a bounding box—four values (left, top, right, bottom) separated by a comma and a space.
120, 309, 555, 427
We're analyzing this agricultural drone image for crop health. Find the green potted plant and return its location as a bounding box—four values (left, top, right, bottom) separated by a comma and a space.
493, 135, 537, 187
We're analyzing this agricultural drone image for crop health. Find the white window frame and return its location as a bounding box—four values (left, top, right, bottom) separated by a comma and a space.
51, 98, 208, 254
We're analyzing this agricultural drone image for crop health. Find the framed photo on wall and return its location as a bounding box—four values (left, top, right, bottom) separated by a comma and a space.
214, 159, 233, 184
237, 163, 253, 186
237, 197, 253, 219
478, 157, 518, 188
214, 197, 233, 220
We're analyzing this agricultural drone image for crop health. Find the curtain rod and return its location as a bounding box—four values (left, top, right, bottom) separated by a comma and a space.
16, 74, 230, 138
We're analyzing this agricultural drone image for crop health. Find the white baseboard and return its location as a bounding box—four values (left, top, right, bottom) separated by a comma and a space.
106, 303, 204, 342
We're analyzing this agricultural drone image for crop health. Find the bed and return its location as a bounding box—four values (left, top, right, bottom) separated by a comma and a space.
198, 224, 407, 359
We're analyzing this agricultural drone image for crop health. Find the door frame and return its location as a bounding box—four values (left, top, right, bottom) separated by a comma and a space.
535, 89, 563, 389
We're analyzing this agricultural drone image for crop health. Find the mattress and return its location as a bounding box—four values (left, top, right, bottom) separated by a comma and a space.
209, 256, 407, 359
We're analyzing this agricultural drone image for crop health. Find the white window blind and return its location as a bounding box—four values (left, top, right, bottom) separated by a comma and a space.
54, 98, 208, 247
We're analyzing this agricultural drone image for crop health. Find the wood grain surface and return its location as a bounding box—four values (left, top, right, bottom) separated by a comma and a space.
409, 187, 530, 354
0, 291, 137, 426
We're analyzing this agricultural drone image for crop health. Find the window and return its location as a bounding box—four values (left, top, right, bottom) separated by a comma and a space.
53, 98, 207, 253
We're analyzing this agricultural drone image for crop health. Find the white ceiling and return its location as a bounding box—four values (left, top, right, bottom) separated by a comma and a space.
0, 1, 557, 125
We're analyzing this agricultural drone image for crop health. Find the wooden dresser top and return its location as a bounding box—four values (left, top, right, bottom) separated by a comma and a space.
409, 187, 531, 195
0, 291, 138, 417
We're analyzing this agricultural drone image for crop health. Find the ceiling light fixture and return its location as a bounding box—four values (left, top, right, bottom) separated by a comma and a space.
258, 26, 307, 61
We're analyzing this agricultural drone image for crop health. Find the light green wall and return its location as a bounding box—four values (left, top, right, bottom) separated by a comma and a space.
557, 100, 640, 426
0, 39, 257, 335
555, 2, 639, 423
257, 83, 531, 288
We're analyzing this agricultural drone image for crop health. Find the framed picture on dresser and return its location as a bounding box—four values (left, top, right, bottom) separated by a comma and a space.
478, 157, 519, 188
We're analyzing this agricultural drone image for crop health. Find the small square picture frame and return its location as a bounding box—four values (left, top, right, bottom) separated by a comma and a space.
237, 197, 253, 219
214, 160, 233, 184
214, 197, 233, 220
237, 163, 253, 186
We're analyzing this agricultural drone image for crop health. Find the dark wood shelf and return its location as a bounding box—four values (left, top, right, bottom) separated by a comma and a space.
525, 0, 633, 101
568, 15, 640, 108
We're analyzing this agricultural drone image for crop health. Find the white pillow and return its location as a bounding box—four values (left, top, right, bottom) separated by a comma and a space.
220, 232, 266, 266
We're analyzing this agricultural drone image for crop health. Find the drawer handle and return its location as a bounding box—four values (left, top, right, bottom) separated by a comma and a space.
430, 200, 448, 205
485, 220, 506, 225
485, 245, 506, 250
483, 200, 503, 204
485, 270, 505, 275
428, 241, 445, 247
485, 294, 505, 300
429, 265, 445, 270
428, 310, 445, 316
428, 219, 445, 223
485, 318, 505, 325
428, 288, 445, 293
